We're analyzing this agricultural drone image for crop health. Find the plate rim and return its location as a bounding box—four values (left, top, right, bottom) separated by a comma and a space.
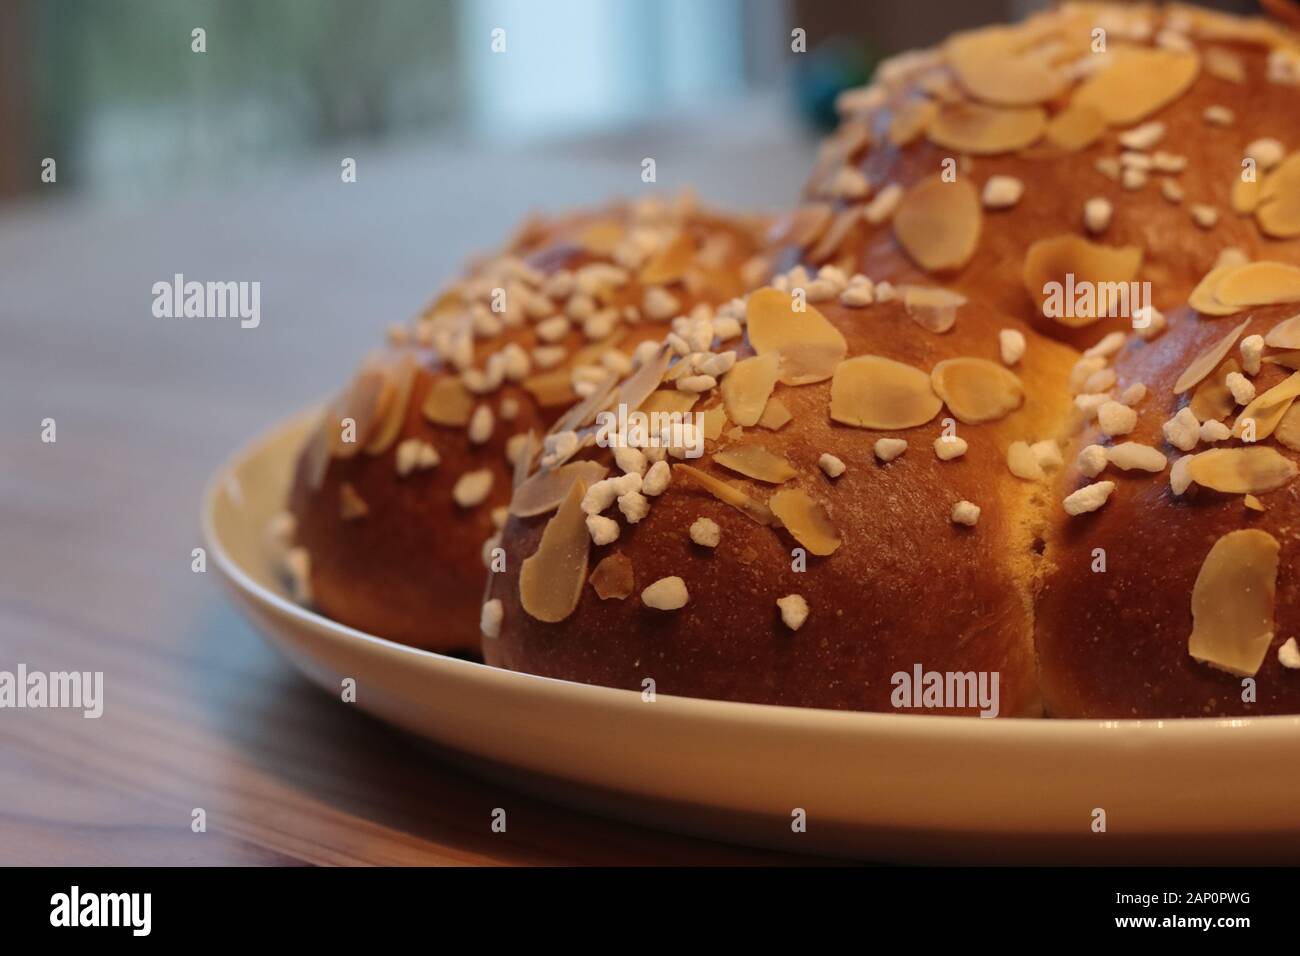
203, 405, 1300, 744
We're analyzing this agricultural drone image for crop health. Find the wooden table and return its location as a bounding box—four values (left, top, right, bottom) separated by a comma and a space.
0, 114, 827, 864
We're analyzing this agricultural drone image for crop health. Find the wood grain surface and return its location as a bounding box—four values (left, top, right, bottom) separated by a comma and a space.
0, 117, 826, 865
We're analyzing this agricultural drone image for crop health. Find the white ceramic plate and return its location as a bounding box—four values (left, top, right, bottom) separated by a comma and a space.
203, 409, 1300, 863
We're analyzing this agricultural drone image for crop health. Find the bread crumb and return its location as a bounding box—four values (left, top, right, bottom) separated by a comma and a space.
1241, 335, 1265, 376
951, 500, 981, 526
1279, 638, 1300, 669
614, 445, 647, 476
840, 275, 874, 307
480, 599, 503, 639
1106, 442, 1167, 472
999, 329, 1026, 366
1190, 204, 1219, 230
1063, 480, 1115, 516
1226, 371, 1255, 405
818, 453, 846, 478
1097, 400, 1138, 437
1162, 407, 1201, 452
617, 490, 650, 524
934, 436, 968, 461
1077, 444, 1108, 478
1120, 382, 1147, 406
452, 469, 494, 508
777, 594, 810, 631
1203, 104, 1235, 126
1119, 120, 1165, 150
1200, 419, 1231, 443
1084, 197, 1113, 234
982, 175, 1024, 210
875, 437, 908, 462
395, 438, 440, 476
1084, 331, 1127, 360
642, 576, 689, 610
1031, 439, 1063, 470
1170, 454, 1194, 495
1246, 137, 1285, 170
586, 514, 620, 545
690, 517, 721, 548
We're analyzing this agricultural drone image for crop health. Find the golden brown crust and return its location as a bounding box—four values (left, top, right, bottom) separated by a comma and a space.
485, 2, 1300, 716
1039, 302, 1300, 717
288, 2, 1300, 718
485, 296, 1077, 715
287, 200, 766, 652
788, 2, 1300, 348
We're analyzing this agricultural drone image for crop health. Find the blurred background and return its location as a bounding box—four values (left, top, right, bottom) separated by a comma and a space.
1, 0, 1263, 205
0, 0, 1280, 867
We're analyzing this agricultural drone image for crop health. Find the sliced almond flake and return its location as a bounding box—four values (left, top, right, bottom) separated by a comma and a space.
1232, 177, 1261, 215
365, 353, 419, 455
511, 429, 540, 490
758, 397, 792, 430
1185, 446, 1298, 494
746, 287, 848, 385
510, 460, 610, 517
944, 26, 1067, 105
641, 389, 698, 416
422, 375, 477, 427
902, 286, 967, 334
578, 220, 625, 256
548, 368, 618, 436
1231, 371, 1300, 440
638, 232, 695, 286
701, 405, 727, 441
1042, 102, 1107, 152
1072, 47, 1200, 125
1213, 262, 1300, 308
1256, 153, 1300, 239
768, 204, 833, 249
1188, 263, 1248, 316
330, 364, 389, 459
1006, 441, 1044, 480
589, 552, 634, 601
522, 369, 578, 408
888, 98, 939, 146
720, 353, 780, 427
1204, 47, 1246, 83
518, 478, 591, 623
768, 488, 841, 556
830, 355, 942, 429
927, 101, 1046, 154
1173, 319, 1251, 393
1022, 235, 1143, 327
1244, 494, 1264, 512
1265, 350, 1300, 371
806, 207, 863, 265
672, 463, 773, 525
894, 176, 982, 273
301, 410, 333, 489
1274, 403, 1300, 451
1188, 529, 1280, 677
930, 357, 1024, 424
1189, 358, 1240, 422
712, 445, 797, 484
1265, 313, 1300, 349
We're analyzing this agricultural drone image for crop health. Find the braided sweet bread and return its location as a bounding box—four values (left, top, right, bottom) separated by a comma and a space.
480, 2, 1300, 717
282, 198, 766, 652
